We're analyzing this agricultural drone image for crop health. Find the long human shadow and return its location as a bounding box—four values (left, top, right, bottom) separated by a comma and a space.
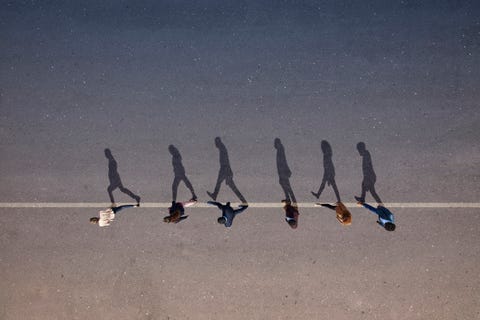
206, 137, 247, 204
105, 148, 140, 205
311, 140, 341, 202
354, 142, 382, 204
274, 138, 297, 204
169, 145, 197, 202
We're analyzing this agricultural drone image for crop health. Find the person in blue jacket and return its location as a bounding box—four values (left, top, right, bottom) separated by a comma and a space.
207, 201, 248, 227
357, 201, 396, 231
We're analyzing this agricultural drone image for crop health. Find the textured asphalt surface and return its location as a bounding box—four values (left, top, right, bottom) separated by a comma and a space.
1, 1, 479, 319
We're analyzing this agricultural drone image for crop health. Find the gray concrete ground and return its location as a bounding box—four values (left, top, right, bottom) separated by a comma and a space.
1, 1, 479, 319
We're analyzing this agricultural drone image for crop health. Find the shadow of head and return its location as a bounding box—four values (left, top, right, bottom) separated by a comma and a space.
356, 142, 366, 155
215, 137, 222, 148
104, 148, 113, 159
168, 144, 180, 156
321, 140, 332, 155
274, 138, 282, 149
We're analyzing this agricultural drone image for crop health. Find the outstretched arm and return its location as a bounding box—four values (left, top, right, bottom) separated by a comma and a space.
112, 204, 136, 214
362, 203, 378, 215
182, 199, 197, 208
233, 205, 248, 215
207, 201, 223, 209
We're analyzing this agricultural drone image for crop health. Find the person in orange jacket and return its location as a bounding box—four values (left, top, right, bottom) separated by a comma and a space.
317, 202, 352, 226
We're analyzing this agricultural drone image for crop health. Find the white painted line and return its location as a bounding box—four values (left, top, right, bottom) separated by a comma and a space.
1, 202, 480, 208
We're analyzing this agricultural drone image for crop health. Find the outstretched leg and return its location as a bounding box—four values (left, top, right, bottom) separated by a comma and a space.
172, 177, 181, 202
311, 179, 326, 199
182, 176, 197, 200
370, 185, 383, 204
330, 180, 341, 202
226, 177, 247, 204
355, 181, 367, 202
118, 184, 140, 203
207, 173, 224, 200
281, 179, 296, 204
107, 184, 117, 204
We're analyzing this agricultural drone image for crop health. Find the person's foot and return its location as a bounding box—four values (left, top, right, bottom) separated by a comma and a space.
135, 196, 141, 206
206, 191, 216, 200
190, 195, 197, 202
354, 196, 364, 203
311, 191, 320, 199
110, 202, 117, 208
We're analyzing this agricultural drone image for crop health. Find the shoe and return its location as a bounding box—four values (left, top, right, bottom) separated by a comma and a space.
135, 196, 141, 206
206, 191, 216, 200
311, 191, 319, 199
190, 195, 198, 202
354, 196, 364, 203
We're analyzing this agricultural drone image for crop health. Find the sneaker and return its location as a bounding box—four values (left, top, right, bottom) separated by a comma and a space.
354, 196, 364, 203
311, 191, 319, 199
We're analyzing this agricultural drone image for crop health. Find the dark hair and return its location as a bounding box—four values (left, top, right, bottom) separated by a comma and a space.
217, 217, 226, 224
384, 222, 396, 231
90, 217, 99, 224
287, 219, 297, 229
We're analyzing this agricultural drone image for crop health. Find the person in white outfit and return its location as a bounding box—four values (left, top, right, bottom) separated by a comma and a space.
90, 204, 138, 227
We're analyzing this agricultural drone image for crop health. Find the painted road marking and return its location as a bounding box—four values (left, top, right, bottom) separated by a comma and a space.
1, 202, 480, 208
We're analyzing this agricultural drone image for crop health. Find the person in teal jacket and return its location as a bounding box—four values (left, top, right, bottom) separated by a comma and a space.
357, 201, 396, 231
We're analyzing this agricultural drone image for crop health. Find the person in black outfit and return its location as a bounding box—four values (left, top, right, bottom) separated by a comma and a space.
105, 148, 141, 206
274, 138, 297, 204
207, 201, 248, 228
207, 137, 247, 205
354, 142, 382, 204
169, 145, 197, 202
311, 140, 340, 202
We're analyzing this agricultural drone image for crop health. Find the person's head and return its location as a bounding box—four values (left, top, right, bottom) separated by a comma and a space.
90, 217, 99, 224
384, 222, 396, 231
287, 219, 297, 229
274, 138, 281, 149
337, 212, 352, 226
217, 216, 227, 225
356, 142, 366, 155
163, 216, 171, 223
321, 140, 332, 156
104, 148, 113, 159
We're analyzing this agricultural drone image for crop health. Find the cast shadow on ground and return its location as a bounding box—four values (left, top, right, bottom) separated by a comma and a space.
274, 138, 297, 204
105, 148, 141, 205
169, 145, 197, 202
311, 140, 341, 202
206, 137, 248, 204
354, 142, 382, 204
